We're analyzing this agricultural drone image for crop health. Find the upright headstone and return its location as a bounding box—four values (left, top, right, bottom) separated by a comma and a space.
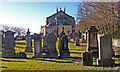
2, 30, 15, 58
58, 27, 65, 49
73, 32, 78, 41
82, 51, 93, 66
67, 30, 70, 42
45, 33, 58, 58
25, 28, 33, 52
97, 33, 115, 66
75, 36, 80, 46
81, 35, 85, 43
0, 32, 2, 52
32, 33, 43, 58
86, 26, 99, 58
42, 35, 47, 53
59, 35, 70, 58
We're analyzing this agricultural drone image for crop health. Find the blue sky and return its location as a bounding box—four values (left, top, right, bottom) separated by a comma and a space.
0, 2, 79, 34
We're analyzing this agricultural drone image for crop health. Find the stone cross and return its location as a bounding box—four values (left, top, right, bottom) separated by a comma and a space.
2, 30, 15, 58
25, 28, 33, 52
59, 35, 70, 58
32, 33, 43, 58
97, 33, 115, 66
45, 33, 58, 58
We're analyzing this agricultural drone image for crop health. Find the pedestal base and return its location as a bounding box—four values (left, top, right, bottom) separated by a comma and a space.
32, 54, 43, 58
2, 49, 15, 58
45, 52, 58, 58
60, 52, 70, 58
97, 59, 115, 66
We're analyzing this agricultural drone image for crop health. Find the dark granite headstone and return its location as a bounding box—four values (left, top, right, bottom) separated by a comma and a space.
59, 35, 70, 58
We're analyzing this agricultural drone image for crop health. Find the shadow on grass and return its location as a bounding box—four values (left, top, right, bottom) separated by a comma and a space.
15, 46, 25, 49
79, 45, 87, 47
2, 59, 25, 62
70, 52, 81, 54
15, 42, 26, 45
0, 66, 7, 68
70, 57, 81, 59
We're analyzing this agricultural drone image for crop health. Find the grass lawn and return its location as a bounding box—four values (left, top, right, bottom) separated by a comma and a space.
1, 39, 120, 71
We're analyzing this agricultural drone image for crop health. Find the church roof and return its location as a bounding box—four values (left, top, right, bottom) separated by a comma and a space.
46, 10, 74, 19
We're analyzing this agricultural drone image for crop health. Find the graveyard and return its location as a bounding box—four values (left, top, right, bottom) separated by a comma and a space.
1, 27, 120, 71
0, 2, 120, 72
1, 38, 120, 71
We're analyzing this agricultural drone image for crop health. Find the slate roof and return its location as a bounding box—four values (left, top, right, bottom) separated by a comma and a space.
46, 10, 74, 19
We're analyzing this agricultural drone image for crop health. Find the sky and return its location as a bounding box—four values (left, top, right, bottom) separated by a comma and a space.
0, 2, 79, 34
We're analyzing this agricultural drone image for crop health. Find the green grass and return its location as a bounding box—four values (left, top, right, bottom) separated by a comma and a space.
1, 39, 120, 71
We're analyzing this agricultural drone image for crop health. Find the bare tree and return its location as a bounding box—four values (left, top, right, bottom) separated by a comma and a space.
76, 2, 120, 35
0, 24, 27, 36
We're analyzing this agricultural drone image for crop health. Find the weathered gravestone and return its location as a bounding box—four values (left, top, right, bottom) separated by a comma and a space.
82, 51, 93, 66
2, 30, 15, 58
32, 33, 43, 58
58, 27, 65, 49
17, 52, 27, 58
59, 35, 70, 58
25, 28, 33, 52
73, 32, 78, 41
0, 32, 2, 52
97, 33, 115, 66
75, 36, 80, 46
81, 35, 85, 43
86, 26, 99, 58
45, 33, 58, 58
42, 35, 47, 53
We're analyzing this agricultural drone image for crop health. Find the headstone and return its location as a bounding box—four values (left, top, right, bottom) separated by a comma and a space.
42, 35, 47, 53
59, 35, 70, 58
0, 32, 2, 52
81, 35, 85, 43
32, 33, 43, 58
58, 27, 65, 49
86, 26, 99, 58
75, 36, 80, 46
73, 32, 78, 41
45, 33, 58, 58
97, 33, 115, 66
2, 30, 15, 58
17, 52, 27, 58
25, 28, 33, 52
82, 52, 93, 66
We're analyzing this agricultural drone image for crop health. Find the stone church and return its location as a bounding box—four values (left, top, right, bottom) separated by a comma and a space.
41, 7, 75, 37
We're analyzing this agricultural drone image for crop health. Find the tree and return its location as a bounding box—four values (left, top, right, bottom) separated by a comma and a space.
0, 24, 27, 36
76, 2, 120, 36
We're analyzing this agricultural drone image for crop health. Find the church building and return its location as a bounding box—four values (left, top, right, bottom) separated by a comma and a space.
41, 7, 75, 37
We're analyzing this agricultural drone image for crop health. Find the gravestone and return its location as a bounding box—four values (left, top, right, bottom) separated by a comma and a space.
97, 33, 115, 66
81, 35, 85, 43
17, 52, 27, 58
73, 32, 78, 41
82, 51, 93, 66
2, 30, 15, 58
86, 26, 99, 58
42, 35, 47, 53
59, 35, 70, 58
0, 32, 2, 52
75, 36, 80, 46
58, 27, 65, 49
32, 33, 43, 58
67, 30, 70, 42
45, 33, 58, 58
25, 28, 33, 52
